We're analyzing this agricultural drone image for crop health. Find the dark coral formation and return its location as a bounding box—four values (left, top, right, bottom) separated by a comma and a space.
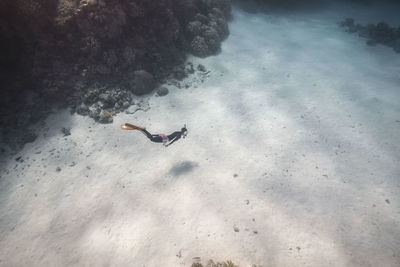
76, 86, 132, 123
184, 2, 231, 56
234, 0, 400, 11
0, 0, 231, 102
0, 0, 231, 150
340, 18, 400, 53
0, 0, 232, 98
232, 0, 324, 11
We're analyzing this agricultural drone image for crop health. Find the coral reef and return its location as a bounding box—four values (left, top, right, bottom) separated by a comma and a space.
233, 0, 399, 11
232, 0, 324, 10
184, 2, 231, 56
132, 70, 157, 96
340, 18, 400, 53
75, 86, 132, 123
0, 0, 232, 150
0, 0, 232, 101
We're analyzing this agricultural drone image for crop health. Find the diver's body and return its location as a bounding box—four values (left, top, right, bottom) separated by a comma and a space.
121, 123, 187, 146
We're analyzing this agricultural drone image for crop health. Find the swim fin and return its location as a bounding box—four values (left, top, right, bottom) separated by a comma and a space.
120, 123, 146, 130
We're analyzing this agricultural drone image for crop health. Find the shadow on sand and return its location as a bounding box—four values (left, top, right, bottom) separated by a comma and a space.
169, 161, 199, 177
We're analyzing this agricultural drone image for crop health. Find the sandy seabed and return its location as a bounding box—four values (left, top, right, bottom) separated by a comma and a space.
1, 2, 400, 267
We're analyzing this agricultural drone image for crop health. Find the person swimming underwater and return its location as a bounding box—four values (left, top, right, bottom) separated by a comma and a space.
121, 123, 187, 147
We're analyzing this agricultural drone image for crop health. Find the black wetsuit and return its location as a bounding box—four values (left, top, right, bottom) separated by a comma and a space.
140, 129, 184, 145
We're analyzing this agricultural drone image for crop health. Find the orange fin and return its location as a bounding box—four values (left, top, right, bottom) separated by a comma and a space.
121, 123, 145, 130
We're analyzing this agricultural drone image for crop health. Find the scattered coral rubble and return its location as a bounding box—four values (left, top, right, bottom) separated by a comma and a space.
340, 18, 400, 53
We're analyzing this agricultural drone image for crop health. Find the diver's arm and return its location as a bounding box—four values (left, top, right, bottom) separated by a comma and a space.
165, 135, 181, 146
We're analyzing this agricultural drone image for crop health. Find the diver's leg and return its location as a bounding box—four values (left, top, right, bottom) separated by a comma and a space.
140, 129, 153, 140
137, 130, 162, 143
138, 129, 163, 143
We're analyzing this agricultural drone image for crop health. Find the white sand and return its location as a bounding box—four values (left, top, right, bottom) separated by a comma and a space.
1, 2, 400, 266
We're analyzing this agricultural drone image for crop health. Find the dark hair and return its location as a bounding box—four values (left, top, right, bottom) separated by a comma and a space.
181, 124, 187, 136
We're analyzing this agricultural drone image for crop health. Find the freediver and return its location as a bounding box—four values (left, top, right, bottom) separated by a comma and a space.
121, 123, 187, 146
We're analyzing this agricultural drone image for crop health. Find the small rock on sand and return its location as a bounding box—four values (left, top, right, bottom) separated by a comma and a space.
156, 87, 169, 96
61, 127, 71, 136
197, 64, 206, 72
